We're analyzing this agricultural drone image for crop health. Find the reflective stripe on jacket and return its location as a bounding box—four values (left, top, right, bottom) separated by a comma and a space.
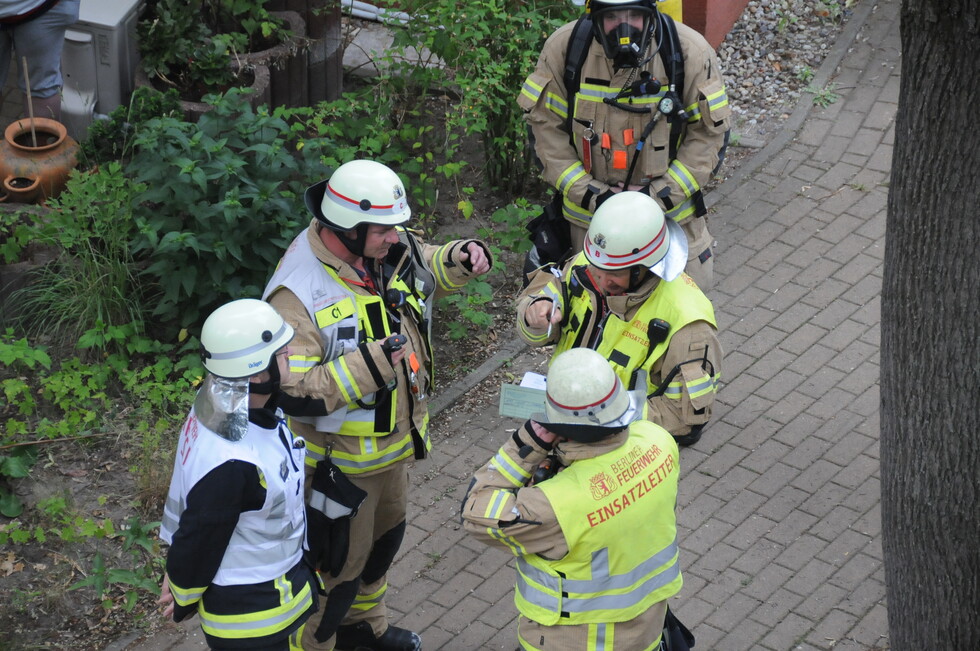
515, 421, 682, 626
519, 19, 731, 227
552, 254, 718, 399
263, 226, 436, 474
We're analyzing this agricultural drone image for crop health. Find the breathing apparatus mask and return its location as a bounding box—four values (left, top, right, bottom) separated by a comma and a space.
589, 1, 658, 69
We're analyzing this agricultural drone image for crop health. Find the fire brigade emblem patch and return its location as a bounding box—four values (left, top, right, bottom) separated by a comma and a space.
589, 471, 618, 500
592, 233, 607, 249
280, 460, 289, 481
392, 185, 404, 200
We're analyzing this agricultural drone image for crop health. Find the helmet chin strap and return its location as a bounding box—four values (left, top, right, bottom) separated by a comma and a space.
250, 354, 283, 411
336, 223, 370, 258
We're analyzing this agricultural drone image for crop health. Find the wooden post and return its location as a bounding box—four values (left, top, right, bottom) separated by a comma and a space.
269, 0, 343, 103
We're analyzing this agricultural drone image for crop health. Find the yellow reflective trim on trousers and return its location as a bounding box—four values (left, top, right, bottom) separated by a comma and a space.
200, 579, 313, 640
169, 581, 206, 606
587, 622, 611, 651
350, 582, 387, 612
326, 355, 362, 403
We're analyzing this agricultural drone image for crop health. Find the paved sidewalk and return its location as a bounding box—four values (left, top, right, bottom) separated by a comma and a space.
116, 0, 900, 648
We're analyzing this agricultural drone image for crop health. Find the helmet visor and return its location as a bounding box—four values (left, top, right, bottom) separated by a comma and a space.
194, 375, 250, 442
649, 218, 688, 281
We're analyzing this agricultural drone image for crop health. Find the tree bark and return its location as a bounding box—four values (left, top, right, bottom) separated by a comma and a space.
881, 1, 980, 648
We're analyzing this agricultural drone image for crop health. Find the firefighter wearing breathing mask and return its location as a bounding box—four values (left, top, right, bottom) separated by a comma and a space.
520, 0, 731, 289
517, 191, 721, 447
262, 159, 492, 651
461, 347, 690, 650
158, 299, 318, 650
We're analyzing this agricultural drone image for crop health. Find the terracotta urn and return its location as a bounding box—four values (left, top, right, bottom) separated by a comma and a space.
0, 118, 80, 203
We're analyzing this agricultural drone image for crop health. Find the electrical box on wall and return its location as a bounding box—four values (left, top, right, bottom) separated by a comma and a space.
61, 0, 142, 139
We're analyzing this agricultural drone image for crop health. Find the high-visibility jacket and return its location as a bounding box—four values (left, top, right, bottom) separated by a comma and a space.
519, 17, 731, 227
264, 221, 490, 476
161, 407, 314, 645
515, 421, 682, 627
518, 254, 721, 435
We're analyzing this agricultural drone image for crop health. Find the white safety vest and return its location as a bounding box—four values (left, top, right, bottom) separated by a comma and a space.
160, 407, 307, 586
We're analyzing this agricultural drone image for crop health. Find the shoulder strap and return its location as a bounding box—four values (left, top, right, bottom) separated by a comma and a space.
658, 12, 686, 161
563, 15, 594, 133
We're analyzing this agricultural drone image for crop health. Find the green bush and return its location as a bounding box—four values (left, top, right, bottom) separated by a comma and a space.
389, 0, 571, 193
126, 90, 332, 326
79, 86, 183, 167
12, 163, 150, 349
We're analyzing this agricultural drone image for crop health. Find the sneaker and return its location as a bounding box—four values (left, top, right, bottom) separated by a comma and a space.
335, 622, 422, 651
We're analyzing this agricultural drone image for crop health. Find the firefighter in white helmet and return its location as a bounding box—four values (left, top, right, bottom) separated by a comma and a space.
158, 299, 318, 650
517, 191, 722, 447
262, 159, 492, 651
461, 347, 691, 650
520, 0, 731, 289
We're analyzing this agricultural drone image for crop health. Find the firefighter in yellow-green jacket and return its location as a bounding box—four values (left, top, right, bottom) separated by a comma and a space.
517, 191, 721, 447
262, 159, 492, 650
520, 0, 731, 289
461, 348, 688, 650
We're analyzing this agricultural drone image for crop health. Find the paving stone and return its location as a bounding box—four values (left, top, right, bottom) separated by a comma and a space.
759, 611, 814, 650
748, 587, 805, 630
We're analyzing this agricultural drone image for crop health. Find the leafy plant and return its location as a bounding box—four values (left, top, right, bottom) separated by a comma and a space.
807, 82, 840, 107
127, 90, 332, 325
70, 517, 163, 612
11, 163, 150, 350
137, 0, 288, 100
438, 279, 495, 340
795, 66, 814, 83
79, 86, 182, 167
0, 446, 37, 517
387, 0, 571, 193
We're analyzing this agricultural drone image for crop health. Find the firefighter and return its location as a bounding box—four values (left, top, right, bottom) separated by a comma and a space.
461, 347, 686, 650
517, 191, 721, 447
158, 298, 317, 649
262, 159, 492, 650
520, 0, 731, 289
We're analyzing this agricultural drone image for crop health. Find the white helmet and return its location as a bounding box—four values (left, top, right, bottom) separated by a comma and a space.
304, 159, 411, 231
200, 299, 294, 379
584, 191, 687, 281
534, 348, 641, 442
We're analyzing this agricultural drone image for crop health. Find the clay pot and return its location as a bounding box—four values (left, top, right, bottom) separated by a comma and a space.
0, 118, 80, 203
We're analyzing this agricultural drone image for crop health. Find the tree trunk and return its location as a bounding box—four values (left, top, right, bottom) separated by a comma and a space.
881, 1, 980, 648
